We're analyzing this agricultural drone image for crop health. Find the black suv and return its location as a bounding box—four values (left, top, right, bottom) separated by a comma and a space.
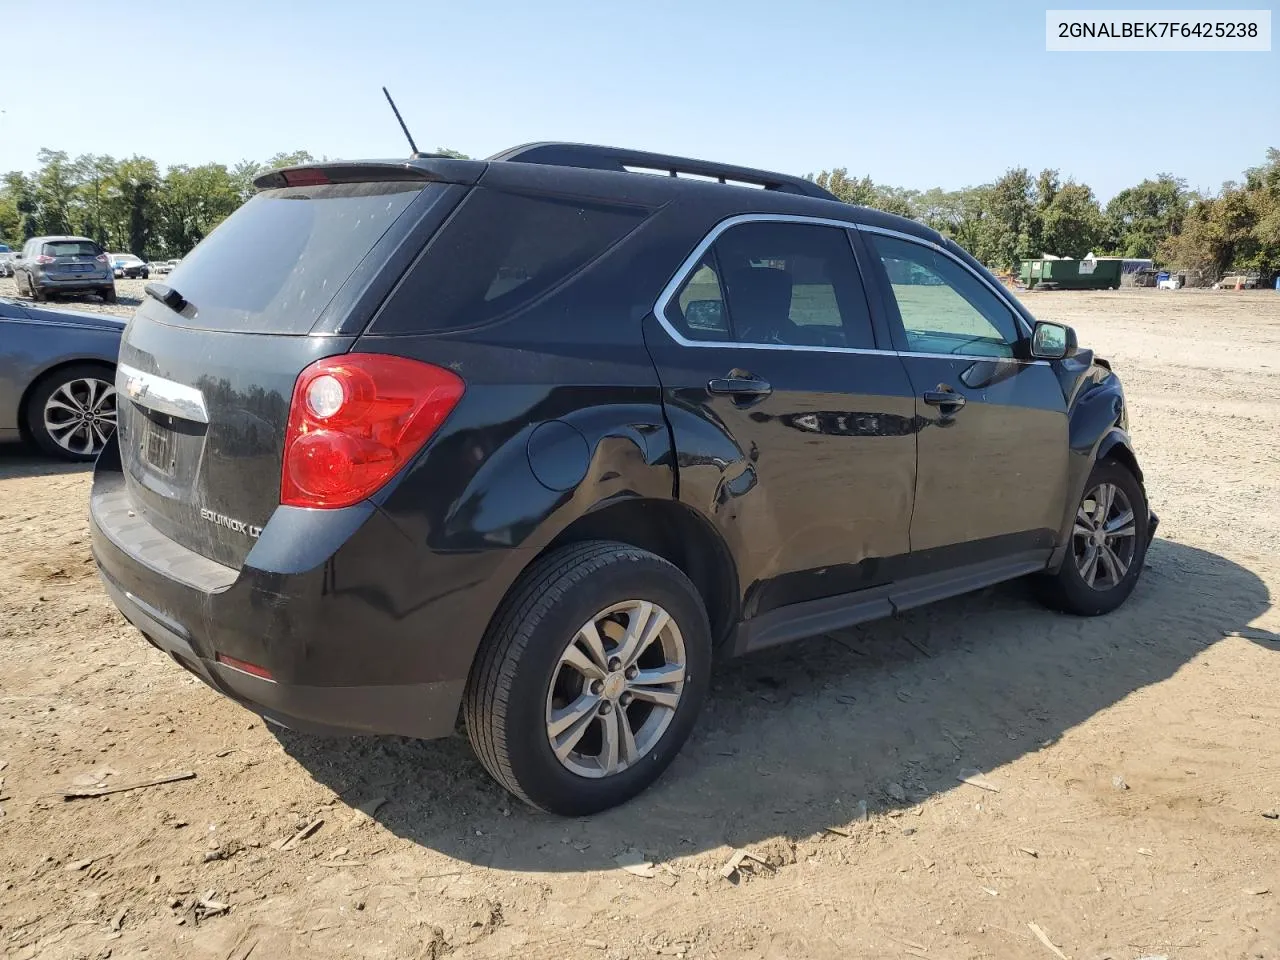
90, 143, 1156, 815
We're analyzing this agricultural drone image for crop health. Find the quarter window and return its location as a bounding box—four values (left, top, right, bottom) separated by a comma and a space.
376, 187, 651, 333
667, 221, 876, 350
675, 256, 731, 340
865, 233, 1019, 358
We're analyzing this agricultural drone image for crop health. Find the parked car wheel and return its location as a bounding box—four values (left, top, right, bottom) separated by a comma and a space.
1035, 460, 1149, 616
464, 541, 712, 815
100, 286, 117, 304
27, 277, 46, 302
25, 363, 118, 461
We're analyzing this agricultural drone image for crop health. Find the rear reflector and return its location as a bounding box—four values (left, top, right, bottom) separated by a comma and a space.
215, 653, 275, 681
281, 354, 465, 509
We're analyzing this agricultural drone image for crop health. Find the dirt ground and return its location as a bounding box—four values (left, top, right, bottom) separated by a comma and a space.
1, 283, 1278, 960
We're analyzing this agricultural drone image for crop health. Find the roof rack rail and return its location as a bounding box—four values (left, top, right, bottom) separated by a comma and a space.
488, 142, 837, 201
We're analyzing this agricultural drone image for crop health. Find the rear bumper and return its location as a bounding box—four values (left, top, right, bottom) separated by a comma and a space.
95, 569, 462, 738
34, 274, 112, 290
88, 441, 466, 740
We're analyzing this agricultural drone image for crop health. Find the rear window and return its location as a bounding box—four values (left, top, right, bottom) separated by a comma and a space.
374, 187, 649, 332
159, 181, 428, 334
43, 240, 101, 257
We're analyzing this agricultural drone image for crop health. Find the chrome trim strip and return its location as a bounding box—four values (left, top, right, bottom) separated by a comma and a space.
116, 363, 209, 424
0, 317, 126, 334
650, 213, 1046, 366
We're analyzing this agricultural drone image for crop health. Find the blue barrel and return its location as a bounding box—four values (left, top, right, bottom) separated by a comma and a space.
1157, 271, 1170, 282
1275, 276, 1280, 291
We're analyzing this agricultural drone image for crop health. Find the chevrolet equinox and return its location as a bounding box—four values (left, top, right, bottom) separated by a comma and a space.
90, 143, 1157, 814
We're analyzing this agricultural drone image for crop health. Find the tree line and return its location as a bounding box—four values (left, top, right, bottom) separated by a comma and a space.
0, 147, 466, 260
2, 145, 1276, 282
811, 147, 1279, 281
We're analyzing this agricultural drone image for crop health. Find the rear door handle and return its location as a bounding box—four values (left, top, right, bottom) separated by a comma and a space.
708, 376, 773, 398
922, 390, 966, 411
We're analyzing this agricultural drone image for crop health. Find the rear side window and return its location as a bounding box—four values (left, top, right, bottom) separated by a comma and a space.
667, 221, 876, 350
375, 188, 649, 332
43, 240, 101, 257
160, 181, 429, 334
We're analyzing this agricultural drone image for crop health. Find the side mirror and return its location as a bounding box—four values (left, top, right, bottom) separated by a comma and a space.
1030, 321, 1077, 360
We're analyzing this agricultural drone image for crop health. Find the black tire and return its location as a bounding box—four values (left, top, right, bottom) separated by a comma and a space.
25, 362, 118, 461
1035, 459, 1149, 616
100, 286, 117, 304
464, 541, 712, 815
28, 275, 46, 302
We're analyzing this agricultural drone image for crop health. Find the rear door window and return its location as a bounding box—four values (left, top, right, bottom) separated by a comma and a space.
666, 221, 876, 350
374, 188, 650, 332
159, 181, 433, 334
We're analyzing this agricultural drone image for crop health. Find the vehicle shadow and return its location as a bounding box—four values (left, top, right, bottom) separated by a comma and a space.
0, 441, 93, 480
273, 537, 1275, 872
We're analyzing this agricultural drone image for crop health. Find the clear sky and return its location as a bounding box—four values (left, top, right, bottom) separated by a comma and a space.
1, 0, 1275, 200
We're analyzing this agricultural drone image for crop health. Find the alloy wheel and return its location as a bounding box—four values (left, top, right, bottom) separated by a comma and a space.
42, 377, 117, 456
1072, 482, 1137, 590
545, 599, 687, 779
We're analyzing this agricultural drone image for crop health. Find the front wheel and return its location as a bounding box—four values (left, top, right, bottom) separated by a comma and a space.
464, 541, 712, 815
1036, 460, 1149, 616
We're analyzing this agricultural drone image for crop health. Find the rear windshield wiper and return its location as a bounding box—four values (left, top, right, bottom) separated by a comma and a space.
144, 282, 188, 312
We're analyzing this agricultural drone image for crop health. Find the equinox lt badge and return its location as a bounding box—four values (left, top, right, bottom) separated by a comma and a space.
200, 508, 262, 539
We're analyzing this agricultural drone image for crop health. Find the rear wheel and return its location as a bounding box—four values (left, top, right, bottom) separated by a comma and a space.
100, 285, 117, 303
464, 541, 711, 815
27, 275, 46, 301
1036, 460, 1149, 616
26, 363, 118, 461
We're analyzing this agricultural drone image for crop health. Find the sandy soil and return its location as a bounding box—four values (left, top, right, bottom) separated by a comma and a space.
1, 284, 1278, 960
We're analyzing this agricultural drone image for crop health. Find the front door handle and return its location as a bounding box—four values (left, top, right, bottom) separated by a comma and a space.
708, 376, 773, 399
923, 389, 967, 412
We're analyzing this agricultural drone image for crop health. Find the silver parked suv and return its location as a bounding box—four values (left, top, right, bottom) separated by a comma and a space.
13, 236, 117, 303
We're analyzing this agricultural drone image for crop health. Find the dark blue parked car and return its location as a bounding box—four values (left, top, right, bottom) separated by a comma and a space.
0, 295, 123, 459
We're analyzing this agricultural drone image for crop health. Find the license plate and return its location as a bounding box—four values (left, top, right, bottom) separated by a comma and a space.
141, 419, 177, 477
69, 263, 92, 273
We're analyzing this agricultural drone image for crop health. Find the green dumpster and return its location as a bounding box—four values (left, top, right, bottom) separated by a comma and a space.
1019, 258, 1122, 290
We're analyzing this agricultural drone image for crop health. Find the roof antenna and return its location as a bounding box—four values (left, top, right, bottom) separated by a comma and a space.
382, 86, 422, 158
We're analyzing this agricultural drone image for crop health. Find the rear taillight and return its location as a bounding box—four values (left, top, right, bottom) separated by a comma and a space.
281, 354, 464, 509
34, 254, 54, 264
94, 253, 109, 263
